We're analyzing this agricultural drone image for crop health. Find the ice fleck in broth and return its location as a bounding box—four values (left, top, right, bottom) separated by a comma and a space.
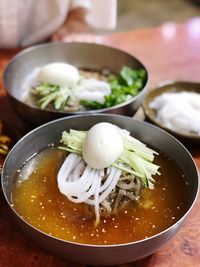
12, 147, 188, 245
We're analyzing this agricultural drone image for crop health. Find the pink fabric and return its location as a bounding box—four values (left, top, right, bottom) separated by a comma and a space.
0, 0, 116, 48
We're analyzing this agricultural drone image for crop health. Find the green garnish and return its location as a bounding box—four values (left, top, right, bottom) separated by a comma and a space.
81, 66, 147, 109
34, 83, 72, 110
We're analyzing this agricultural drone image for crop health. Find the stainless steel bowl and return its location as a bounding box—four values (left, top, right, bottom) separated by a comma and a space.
3, 42, 148, 125
1, 114, 199, 265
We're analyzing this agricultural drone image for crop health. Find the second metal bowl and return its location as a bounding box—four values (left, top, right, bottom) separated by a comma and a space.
4, 42, 148, 125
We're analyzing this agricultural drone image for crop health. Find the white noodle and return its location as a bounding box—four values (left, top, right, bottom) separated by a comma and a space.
57, 153, 81, 183
71, 161, 85, 181
64, 166, 94, 195
94, 172, 102, 226
99, 167, 121, 203
57, 154, 92, 195
85, 166, 121, 205
70, 170, 97, 203
57, 153, 122, 223
99, 167, 113, 192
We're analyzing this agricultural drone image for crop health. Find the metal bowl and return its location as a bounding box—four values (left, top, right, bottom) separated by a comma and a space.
1, 115, 199, 265
3, 42, 148, 125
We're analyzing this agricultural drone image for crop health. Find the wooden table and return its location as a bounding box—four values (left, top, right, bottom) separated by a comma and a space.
0, 19, 200, 267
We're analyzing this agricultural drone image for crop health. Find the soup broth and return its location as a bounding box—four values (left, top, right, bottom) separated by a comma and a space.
12, 146, 188, 245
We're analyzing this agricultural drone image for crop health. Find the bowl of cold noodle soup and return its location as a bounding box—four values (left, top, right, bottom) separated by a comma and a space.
1, 114, 199, 265
4, 42, 148, 125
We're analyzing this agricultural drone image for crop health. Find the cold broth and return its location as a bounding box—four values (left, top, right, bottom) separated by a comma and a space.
12, 146, 188, 245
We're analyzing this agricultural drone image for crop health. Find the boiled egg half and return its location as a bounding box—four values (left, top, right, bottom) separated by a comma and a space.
38, 62, 79, 88
83, 122, 123, 169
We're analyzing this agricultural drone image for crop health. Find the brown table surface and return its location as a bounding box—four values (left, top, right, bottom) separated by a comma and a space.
0, 19, 200, 267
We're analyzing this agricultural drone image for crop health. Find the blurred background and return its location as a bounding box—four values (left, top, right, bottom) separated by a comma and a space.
116, 0, 200, 31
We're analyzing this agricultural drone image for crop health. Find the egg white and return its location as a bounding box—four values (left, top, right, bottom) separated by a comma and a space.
38, 62, 79, 88
82, 122, 123, 169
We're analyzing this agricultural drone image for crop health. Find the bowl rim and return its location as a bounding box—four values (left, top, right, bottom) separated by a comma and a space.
2, 114, 199, 248
143, 80, 200, 140
3, 42, 149, 115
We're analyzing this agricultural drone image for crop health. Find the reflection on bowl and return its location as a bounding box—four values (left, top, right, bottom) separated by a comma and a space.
3, 42, 148, 125
143, 81, 200, 144
1, 114, 198, 265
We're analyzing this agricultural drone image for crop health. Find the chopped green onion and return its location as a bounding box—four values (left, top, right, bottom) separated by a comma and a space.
35, 84, 71, 110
